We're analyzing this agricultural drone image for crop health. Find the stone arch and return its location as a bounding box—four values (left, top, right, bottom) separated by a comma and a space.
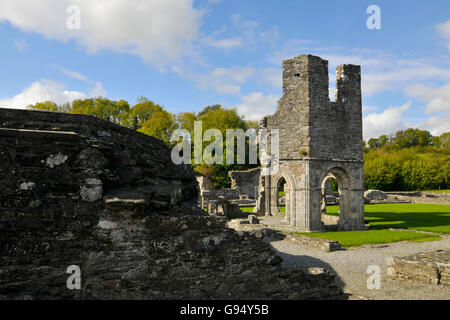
320, 167, 353, 230
321, 167, 351, 190
267, 169, 296, 220
276, 176, 286, 208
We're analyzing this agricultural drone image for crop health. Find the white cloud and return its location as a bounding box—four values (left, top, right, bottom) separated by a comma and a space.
363, 101, 412, 140
405, 83, 450, 114
53, 65, 88, 81
0, 80, 86, 109
269, 45, 450, 97
90, 82, 106, 97
361, 80, 389, 96
362, 105, 379, 113
259, 68, 282, 89
14, 38, 27, 52
193, 67, 255, 95
437, 19, 450, 51
418, 114, 450, 136
234, 92, 278, 121
405, 82, 450, 136
0, 0, 202, 69
201, 36, 243, 49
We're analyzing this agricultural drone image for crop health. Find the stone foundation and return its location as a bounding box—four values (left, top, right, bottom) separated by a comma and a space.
386, 250, 450, 286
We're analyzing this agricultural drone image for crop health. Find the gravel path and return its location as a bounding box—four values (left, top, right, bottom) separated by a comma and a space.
266, 235, 450, 300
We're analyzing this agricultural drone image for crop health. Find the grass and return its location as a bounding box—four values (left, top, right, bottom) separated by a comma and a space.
240, 203, 450, 248
419, 190, 450, 194
294, 229, 441, 248
326, 203, 450, 235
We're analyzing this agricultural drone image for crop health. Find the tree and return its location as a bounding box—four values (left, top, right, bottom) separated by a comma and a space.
70, 97, 131, 127
198, 105, 247, 134
28, 101, 60, 112
138, 109, 178, 145
177, 112, 197, 134
392, 128, 433, 148
364, 157, 402, 191
368, 135, 390, 149
130, 99, 164, 130
197, 104, 221, 117
439, 132, 450, 149
192, 105, 255, 188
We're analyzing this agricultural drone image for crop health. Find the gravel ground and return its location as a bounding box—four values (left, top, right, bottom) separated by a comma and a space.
266, 235, 450, 300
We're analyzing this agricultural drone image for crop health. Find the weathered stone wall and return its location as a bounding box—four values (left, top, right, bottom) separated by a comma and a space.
0, 108, 198, 208
259, 54, 365, 232
264, 55, 363, 161
386, 250, 450, 286
385, 192, 450, 205
0, 108, 342, 300
229, 168, 260, 199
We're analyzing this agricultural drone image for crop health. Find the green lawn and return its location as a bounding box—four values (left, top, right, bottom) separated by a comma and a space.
295, 229, 441, 248
240, 203, 450, 248
326, 203, 450, 234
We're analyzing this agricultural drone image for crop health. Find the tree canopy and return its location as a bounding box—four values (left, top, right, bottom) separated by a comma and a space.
364, 130, 449, 191
28, 98, 449, 191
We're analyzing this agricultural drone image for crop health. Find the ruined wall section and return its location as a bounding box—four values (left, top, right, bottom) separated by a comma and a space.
308, 63, 363, 161
229, 168, 260, 199
263, 55, 363, 161
0, 108, 199, 214
264, 55, 312, 159
0, 108, 342, 299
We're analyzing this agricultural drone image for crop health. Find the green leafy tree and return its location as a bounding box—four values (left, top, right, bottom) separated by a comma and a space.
130, 99, 164, 130
138, 109, 178, 145
28, 101, 60, 112
190, 105, 255, 188
392, 128, 433, 148
177, 112, 197, 134
70, 97, 131, 127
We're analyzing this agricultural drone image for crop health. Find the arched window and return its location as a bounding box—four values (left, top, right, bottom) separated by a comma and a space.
276, 177, 286, 214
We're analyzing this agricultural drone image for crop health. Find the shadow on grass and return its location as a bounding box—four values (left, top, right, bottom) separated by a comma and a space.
325, 203, 450, 234
365, 204, 450, 234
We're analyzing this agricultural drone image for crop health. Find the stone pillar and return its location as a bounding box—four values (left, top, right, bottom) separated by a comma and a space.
308, 188, 325, 231
264, 174, 271, 217
284, 187, 291, 225
337, 189, 366, 230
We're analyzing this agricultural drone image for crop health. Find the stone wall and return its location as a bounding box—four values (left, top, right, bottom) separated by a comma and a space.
385, 192, 450, 205
386, 250, 450, 286
229, 168, 260, 199
259, 54, 365, 232
0, 108, 342, 300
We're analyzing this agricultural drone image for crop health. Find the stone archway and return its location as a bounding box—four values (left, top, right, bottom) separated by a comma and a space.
276, 177, 286, 213
265, 169, 296, 222
320, 168, 349, 229
319, 167, 363, 231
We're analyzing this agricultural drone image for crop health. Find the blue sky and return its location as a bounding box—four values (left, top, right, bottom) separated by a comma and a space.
0, 0, 449, 140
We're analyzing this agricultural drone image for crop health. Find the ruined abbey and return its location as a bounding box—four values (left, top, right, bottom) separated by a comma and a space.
258, 54, 366, 231
202, 54, 366, 232
0, 53, 367, 300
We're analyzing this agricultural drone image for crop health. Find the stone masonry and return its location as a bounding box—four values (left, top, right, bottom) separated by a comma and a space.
257, 54, 366, 232
0, 108, 342, 300
386, 250, 450, 286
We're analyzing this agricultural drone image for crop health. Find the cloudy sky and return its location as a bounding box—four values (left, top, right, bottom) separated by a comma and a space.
0, 0, 449, 140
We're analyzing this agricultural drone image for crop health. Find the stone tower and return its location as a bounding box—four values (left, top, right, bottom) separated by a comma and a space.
260, 54, 366, 232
